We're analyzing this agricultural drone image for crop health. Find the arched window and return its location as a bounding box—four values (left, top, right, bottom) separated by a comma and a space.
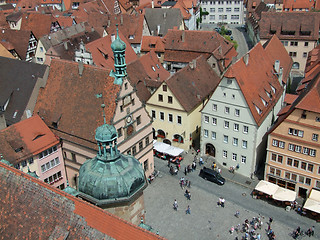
157, 129, 165, 138
292, 62, 300, 69
173, 134, 184, 143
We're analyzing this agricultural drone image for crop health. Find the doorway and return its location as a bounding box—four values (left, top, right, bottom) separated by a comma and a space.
298, 187, 307, 198
205, 143, 215, 157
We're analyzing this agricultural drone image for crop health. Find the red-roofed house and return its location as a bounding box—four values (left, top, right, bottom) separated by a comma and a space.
282, 0, 315, 12
163, 28, 238, 76
0, 115, 67, 189
140, 36, 166, 62
265, 69, 320, 198
34, 59, 154, 189
86, 29, 138, 69
0, 161, 165, 239
146, 55, 221, 150
200, 35, 292, 178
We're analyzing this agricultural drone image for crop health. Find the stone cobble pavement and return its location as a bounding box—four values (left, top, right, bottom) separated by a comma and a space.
144, 151, 318, 240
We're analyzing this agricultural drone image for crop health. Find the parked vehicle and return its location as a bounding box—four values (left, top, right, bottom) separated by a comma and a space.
226, 30, 232, 35
199, 167, 225, 185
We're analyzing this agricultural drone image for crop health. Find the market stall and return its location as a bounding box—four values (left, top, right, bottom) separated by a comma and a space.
153, 140, 184, 163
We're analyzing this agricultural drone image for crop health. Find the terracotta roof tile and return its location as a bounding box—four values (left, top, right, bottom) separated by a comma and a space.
86, 29, 138, 69
127, 50, 170, 102
166, 55, 221, 112
259, 12, 320, 41
0, 115, 59, 164
141, 36, 165, 53
163, 29, 237, 67
34, 59, 120, 148
0, 28, 31, 60
0, 162, 165, 239
305, 45, 320, 76
173, 1, 191, 20
224, 35, 290, 126
0, 42, 15, 58
284, 93, 298, 105
283, 0, 315, 11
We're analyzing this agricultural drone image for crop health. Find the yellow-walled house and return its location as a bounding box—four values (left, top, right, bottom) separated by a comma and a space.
146, 55, 221, 151
265, 74, 320, 198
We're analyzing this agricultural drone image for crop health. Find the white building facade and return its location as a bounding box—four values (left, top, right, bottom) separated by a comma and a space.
200, 0, 244, 25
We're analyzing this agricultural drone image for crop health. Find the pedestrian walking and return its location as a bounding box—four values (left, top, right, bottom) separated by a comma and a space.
173, 199, 178, 211
199, 157, 203, 166
186, 205, 191, 214
167, 159, 170, 167
184, 167, 187, 176
177, 163, 180, 171
221, 197, 225, 208
269, 217, 273, 225
187, 180, 191, 188
218, 168, 221, 173
230, 226, 234, 234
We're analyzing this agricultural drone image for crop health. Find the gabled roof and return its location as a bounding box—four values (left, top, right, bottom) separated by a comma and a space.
53, 14, 74, 28
141, 36, 165, 53
86, 29, 138, 69
46, 30, 101, 61
39, 22, 89, 51
34, 59, 121, 150
105, 14, 145, 45
15, 0, 42, 11
173, 0, 191, 20
20, 12, 59, 39
305, 44, 320, 76
166, 55, 221, 112
163, 29, 236, 65
0, 115, 59, 164
283, 0, 315, 11
139, 0, 166, 8
0, 28, 32, 60
0, 162, 165, 239
259, 12, 320, 41
0, 42, 15, 59
127, 50, 170, 102
0, 56, 47, 125
224, 36, 289, 126
145, 8, 183, 37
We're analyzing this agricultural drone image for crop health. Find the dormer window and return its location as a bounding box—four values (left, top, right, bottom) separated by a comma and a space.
152, 66, 156, 71
254, 104, 262, 115
270, 84, 276, 94
129, 35, 134, 39
261, 97, 267, 106
265, 90, 271, 98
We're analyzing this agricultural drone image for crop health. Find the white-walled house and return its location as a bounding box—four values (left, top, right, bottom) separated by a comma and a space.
200, 0, 245, 25
200, 35, 292, 178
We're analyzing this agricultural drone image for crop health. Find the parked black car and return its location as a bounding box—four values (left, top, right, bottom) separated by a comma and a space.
199, 167, 225, 185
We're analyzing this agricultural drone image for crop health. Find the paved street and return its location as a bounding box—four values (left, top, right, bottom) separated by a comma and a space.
144, 153, 318, 240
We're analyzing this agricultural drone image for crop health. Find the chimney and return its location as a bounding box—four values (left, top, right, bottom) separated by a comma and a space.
157, 25, 160, 35
243, 53, 249, 66
64, 41, 68, 50
0, 111, 6, 130
120, 15, 123, 25
152, 0, 154, 8
181, 30, 185, 42
108, 19, 111, 27
274, 60, 280, 73
111, 34, 115, 42
78, 61, 84, 76
91, 26, 94, 32
279, 67, 283, 84
189, 59, 196, 69
157, 73, 160, 80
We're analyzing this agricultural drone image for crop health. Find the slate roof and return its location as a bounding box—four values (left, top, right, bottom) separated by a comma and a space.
40, 22, 89, 51
46, 30, 101, 61
163, 29, 236, 66
0, 115, 59, 164
127, 50, 170, 102
141, 36, 165, 53
166, 55, 221, 112
86, 29, 138, 69
259, 12, 320, 41
145, 8, 183, 37
34, 59, 121, 150
0, 28, 32, 60
0, 56, 47, 125
0, 162, 165, 240
224, 35, 292, 126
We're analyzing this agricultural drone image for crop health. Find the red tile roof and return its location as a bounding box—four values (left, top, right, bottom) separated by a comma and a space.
259, 12, 320, 41
173, 0, 191, 20
0, 162, 165, 239
166, 55, 221, 112
127, 50, 170, 102
0, 28, 31, 60
0, 115, 59, 164
305, 45, 320, 76
86, 29, 138, 69
34, 59, 121, 150
141, 36, 165, 53
283, 0, 315, 11
284, 93, 298, 105
224, 35, 291, 126
163, 29, 237, 67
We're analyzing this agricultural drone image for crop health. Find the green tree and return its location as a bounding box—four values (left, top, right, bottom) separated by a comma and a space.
196, 7, 209, 29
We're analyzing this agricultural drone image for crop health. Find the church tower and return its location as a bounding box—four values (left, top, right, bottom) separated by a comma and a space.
110, 24, 127, 85
75, 104, 147, 225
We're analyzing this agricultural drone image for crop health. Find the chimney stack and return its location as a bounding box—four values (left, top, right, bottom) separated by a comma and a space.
274, 60, 280, 73
181, 30, 185, 42
243, 53, 249, 66
120, 15, 123, 25
78, 61, 84, 76
64, 41, 68, 50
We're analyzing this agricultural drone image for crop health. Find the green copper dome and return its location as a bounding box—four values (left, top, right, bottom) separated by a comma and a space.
77, 104, 146, 205
111, 27, 126, 52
